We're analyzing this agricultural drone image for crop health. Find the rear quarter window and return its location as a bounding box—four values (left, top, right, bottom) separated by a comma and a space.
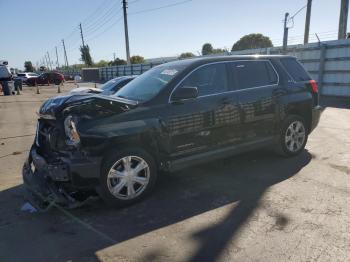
280, 58, 311, 82
233, 61, 278, 90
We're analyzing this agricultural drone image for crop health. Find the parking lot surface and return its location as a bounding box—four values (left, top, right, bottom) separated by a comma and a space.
0, 85, 350, 262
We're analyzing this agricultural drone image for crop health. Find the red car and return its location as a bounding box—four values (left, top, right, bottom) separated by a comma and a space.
27, 72, 64, 86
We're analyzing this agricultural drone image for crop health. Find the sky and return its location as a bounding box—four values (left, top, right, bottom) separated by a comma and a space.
0, 0, 347, 69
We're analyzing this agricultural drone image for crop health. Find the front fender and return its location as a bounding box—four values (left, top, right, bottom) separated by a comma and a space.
78, 118, 164, 162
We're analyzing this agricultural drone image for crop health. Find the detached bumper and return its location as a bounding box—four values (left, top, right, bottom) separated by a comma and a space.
310, 105, 323, 133
22, 146, 101, 210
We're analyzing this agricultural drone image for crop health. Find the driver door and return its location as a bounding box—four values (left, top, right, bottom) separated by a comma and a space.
159, 63, 232, 159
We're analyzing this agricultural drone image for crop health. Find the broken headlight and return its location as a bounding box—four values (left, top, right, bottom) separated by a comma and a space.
64, 115, 80, 146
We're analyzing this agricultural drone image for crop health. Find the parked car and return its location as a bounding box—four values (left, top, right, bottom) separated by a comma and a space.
23, 55, 322, 209
15, 72, 39, 84
70, 76, 136, 95
64, 74, 74, 81
26, 72, 64, 86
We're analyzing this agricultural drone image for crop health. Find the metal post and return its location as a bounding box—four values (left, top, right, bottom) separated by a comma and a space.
35, 80, 40, 94
47, 52, 52, 70
338, 0, 349, 39
304, 0, 312, 44
62, 39, 69, 68
318, 44, 327, 94
15, 80, 20, 95
122, 0, 131, 64
55, 46, 60, 69
44, 54, 50, 71
283, 13, 289, 52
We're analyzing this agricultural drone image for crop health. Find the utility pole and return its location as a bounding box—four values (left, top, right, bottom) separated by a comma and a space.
44, 54, 50, 71
55, 46, 60, 69
122, 0, 131, 64
283, 12, 289, 52
338, 0, 349, 39
47, 51, 52, 70
304, 0, 312, 44
62, 39, 69, 68
79, 23, 88, 65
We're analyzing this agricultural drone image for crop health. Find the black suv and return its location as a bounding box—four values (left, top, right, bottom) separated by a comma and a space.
23, 55, 322, 208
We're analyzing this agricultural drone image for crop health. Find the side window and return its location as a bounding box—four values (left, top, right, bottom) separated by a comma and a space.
280, 58, 311, 82
233, 61, 278, 90
179, 63, 228, 96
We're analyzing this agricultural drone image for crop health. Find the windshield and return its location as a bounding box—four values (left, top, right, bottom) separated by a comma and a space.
113, 64, 186, 102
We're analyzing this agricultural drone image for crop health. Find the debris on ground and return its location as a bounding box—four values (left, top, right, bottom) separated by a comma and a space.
20, 202, 37, 213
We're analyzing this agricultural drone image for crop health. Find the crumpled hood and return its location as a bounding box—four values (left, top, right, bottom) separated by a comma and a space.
38, 93, 138, 118
70, 87, 102, 94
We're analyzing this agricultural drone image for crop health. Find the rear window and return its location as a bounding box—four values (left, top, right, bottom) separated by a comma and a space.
18, 73, 25, 77
280, 58, 311, 82
233, 61, 278, 90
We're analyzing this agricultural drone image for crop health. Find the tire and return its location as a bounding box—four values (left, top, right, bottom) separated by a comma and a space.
98, 147, 158, 207
275, 115, 308, 157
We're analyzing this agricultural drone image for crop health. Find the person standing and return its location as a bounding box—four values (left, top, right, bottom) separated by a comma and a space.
0, 61, 12, 96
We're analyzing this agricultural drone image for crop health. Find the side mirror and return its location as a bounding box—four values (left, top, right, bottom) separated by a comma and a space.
172, 86, 198, 101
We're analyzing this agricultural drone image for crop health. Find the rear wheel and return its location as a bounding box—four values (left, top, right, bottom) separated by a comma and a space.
98, 148, 157, 206
275, 115, 308, 157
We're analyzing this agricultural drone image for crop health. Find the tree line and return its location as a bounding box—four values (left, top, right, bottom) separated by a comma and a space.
179, 33, 273, 59
24, 33, 273, 72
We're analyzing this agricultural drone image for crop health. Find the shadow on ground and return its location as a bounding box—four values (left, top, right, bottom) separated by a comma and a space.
0, 149, 311, 261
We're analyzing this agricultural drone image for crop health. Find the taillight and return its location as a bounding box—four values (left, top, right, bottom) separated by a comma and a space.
309, 80, 318, 93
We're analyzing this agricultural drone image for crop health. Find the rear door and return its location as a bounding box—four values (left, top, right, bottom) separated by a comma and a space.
231, 60, 279, 143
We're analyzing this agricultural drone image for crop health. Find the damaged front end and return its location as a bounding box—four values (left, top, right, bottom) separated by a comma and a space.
22, 118, 101, 211
22, 94, 137, 211
22, 148, 86, 211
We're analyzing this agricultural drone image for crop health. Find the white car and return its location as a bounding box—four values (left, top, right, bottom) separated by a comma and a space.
16, 72, 39, 84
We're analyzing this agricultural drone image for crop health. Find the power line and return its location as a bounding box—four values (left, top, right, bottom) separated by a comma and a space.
84, 2, 121, 32
84, 8, 123, 35
86, 16, 124, 43
290, 4, 308, 20
82, 0, 115, 26
129, 0, 143, 4
129, 0, 193, 15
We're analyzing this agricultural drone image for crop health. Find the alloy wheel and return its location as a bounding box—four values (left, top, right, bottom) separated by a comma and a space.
107, 156, 150, 200
285, 120, 306, 152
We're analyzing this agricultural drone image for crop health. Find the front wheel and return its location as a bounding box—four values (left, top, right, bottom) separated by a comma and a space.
98, 148, 157, 206
275, 115, 308, 157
